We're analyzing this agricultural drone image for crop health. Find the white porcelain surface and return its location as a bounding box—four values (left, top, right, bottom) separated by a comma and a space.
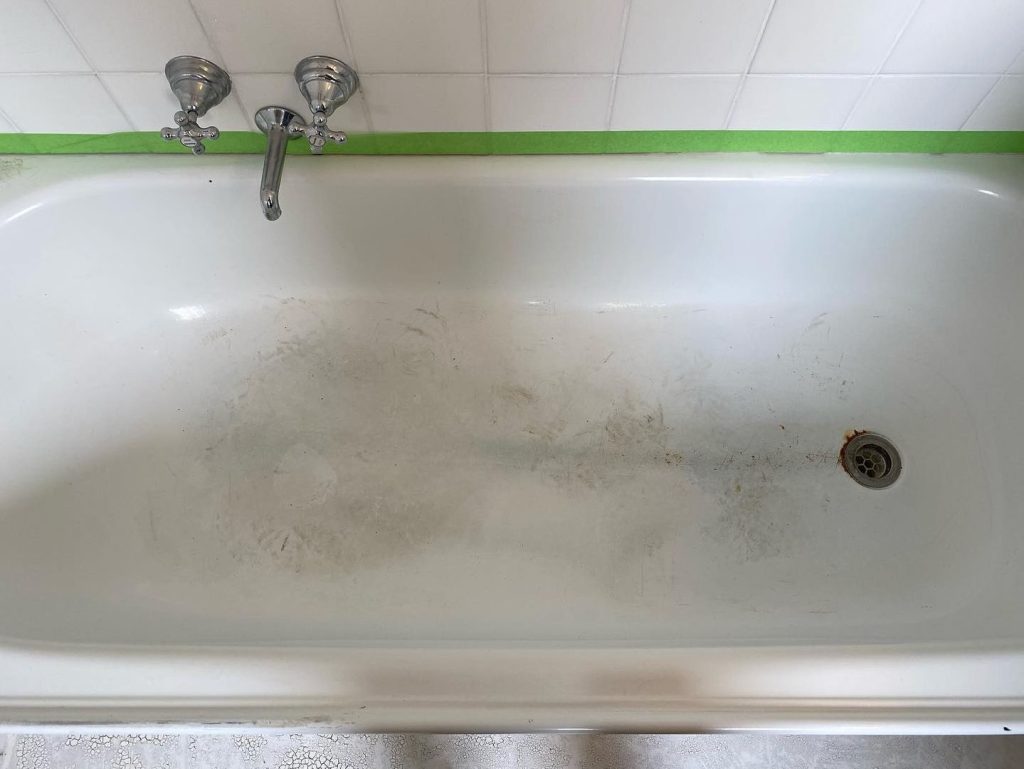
620, 0, 772, 75
0, 0, 89, 74
610, 75, 739, 129
361, 74, 485, 131
490, 76, 612, 131
964, 76, 1024, 131
47, 0, 214, 73
0, 111, 16, 132
485, 0, 627, 73
845, 75, 997, 130
0, 75, 131, 133
2, 154, 1024, 731
730, 76, 868, 129
883, 0, 1024, 75
339, 0, 483, 74
191, 0, 351, 73
753, 0, 919, 74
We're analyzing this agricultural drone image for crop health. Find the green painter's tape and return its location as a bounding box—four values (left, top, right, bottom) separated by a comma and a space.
2, 131, 1024, 155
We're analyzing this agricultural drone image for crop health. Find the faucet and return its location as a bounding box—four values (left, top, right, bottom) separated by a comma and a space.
254, 55, 360, 221
159, 56, 232, 155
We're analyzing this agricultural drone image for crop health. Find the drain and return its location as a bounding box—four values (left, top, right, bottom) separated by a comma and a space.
841, 432, 902, 489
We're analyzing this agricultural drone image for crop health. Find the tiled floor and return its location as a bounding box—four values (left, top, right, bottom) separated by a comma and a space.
2, 734, 1023, 769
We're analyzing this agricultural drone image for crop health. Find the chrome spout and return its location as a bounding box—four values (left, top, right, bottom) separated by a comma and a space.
254, 107, 306, 222
259, 122, 288, 221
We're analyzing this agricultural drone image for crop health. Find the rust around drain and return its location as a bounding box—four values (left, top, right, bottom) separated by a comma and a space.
838, 429, 869, 474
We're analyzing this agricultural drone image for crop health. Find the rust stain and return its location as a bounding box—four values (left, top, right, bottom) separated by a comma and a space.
838, 429, 869, 475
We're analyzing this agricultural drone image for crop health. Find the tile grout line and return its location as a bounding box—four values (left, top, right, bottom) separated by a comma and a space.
186, 0, 250, 128
40, 0, 138, 131
958, 41, 1024, 130
604, 0, 635, 130
479, 0, 491, 131
958, 75, 1005, 131
840, 0, 924, 129
723, 0, 778, 129
333, 0, 375, 133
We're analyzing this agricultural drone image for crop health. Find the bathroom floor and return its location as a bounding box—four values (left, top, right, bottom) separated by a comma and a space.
3, 733, 1023, 769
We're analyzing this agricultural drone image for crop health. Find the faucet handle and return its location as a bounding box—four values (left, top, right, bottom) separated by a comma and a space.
293, 56, 358, 154
160, 56, 232, 155
302, 110, 346, 154
161, 110, 220, 155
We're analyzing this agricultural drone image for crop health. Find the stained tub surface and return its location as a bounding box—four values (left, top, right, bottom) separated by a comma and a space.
1, 154, 1023, 731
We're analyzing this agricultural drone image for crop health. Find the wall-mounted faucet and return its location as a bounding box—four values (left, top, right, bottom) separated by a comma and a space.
160, 56, 232, 155
255, 55, 359, 221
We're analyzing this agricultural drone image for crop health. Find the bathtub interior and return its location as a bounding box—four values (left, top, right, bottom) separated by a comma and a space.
1, 156, 1023, 647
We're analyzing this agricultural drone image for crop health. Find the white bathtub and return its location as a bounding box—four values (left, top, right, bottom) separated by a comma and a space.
1, 153, 1023, 733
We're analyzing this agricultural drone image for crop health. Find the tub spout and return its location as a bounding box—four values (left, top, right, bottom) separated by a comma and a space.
254, 107, 306, 222
259, 123, 287, 221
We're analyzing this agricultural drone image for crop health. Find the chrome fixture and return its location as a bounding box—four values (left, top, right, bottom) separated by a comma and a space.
160, 56, 232, 155
255, 55, 359, 221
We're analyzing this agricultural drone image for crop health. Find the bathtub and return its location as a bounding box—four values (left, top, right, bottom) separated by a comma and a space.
1, 153, 1023, 733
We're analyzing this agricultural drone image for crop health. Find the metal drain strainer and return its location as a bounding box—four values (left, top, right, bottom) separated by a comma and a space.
841, 432, 902, 489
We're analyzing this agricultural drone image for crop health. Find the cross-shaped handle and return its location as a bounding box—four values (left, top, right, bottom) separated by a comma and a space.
302, 110, 347, 154
161, 110, 221, 155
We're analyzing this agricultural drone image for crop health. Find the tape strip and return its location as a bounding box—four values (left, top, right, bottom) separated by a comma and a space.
1, 131, 1023, 155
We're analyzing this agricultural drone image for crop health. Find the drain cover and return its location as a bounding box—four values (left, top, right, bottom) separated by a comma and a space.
841, 432, 902, 489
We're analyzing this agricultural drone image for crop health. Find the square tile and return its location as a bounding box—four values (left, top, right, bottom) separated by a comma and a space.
0, 0, 89, 73
48, 0, 214, 72
621, 0, 772, 75
845, 75, 997, 129
340, 0, 483, 73
610, 75, 740, 129
490, 75, 612, 130
964, 76, 1024, 130
730, 75, 868, 129
101, 72, 250, 131
361, 74, 485, 131
753, 0, 920, 74
192, 0, 351, 73
0, 75, 132, 132
486, 0, 627, 73
232, 73, 370, 132
884, 0, 1024, 74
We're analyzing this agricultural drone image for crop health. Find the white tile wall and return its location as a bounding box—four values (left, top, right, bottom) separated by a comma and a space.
610, 76, 740, 129
0, 0, 89, 74
730, 76, 869, 129
883, 0, 1024, 74
752, 0, 919, 75
47, 0, 215, 73
620, 0, 772, 75
0, 0, 1022, 133
490, 76, 612, 131
964, 76, 1024, 130
485, 0, 627, 74
844, 75, 998, 130
0, 75, 131, 132
360, 74, 486, 131
338, 0, 483, 74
